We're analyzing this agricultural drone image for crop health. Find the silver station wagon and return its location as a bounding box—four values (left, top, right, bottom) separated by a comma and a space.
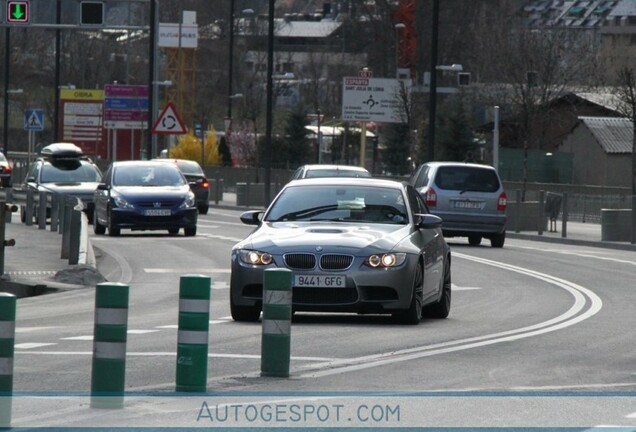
411, 162, 507, 247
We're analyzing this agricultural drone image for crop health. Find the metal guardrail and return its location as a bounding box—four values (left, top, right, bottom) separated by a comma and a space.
0, 187, 84, 276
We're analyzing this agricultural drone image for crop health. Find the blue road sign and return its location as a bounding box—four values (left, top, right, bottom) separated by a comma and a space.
24, 109, 44, 131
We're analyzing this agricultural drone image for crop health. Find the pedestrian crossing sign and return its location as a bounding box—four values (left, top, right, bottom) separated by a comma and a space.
24, 109, 44, 131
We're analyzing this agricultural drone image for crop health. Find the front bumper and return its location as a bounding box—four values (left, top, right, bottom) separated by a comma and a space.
110, 207, 198, 230
230, 253, 417, 313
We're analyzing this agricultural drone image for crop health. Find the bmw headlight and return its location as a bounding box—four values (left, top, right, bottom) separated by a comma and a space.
112, 194, 133, 209
180, 191, 196, 209
238, 249, 274, 266
365, 252, 406, 268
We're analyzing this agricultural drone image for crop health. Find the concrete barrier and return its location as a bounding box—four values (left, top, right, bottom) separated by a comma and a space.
601, 209, 632, 242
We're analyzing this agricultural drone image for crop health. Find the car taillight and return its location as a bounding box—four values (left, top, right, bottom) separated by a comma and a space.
497, 191, 507, 211
201, 180, 209, 188
5, 166, 10, 173
425, 187, 437, 207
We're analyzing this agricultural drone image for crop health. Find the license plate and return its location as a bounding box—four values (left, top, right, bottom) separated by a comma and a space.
453, 200, 481, 209
144, 209, 171, 216
294, 275, 346, 288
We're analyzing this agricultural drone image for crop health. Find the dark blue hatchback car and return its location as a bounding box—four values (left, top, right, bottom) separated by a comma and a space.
93, 160, 198, 236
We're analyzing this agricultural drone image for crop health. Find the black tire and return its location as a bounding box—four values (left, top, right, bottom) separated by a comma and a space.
93, 209, 106, 235
423, 256, 451, 319
468, 235, 482, 246
20, 206, 26, 223
198, 204, 209, 215
168, 228, 180, 235
184, 226, 197, 237
490, 231, 505, 248
393, 262, 423, 325
230, 296, 261, 322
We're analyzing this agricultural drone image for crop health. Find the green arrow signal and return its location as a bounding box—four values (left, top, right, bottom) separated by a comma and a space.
11, 4, 25, 19
8, 2, 29, 22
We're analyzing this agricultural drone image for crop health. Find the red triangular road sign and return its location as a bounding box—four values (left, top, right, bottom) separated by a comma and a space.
152, 101, 187, 135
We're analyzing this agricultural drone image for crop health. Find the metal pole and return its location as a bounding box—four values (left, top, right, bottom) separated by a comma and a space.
493, 106, 500, 170
147, 0, 157, 160
427, 0, 439, 162
54, 0, 61, 142
227, 0, 235, 120
3, 28, 10, 154
264, 0, 275, 206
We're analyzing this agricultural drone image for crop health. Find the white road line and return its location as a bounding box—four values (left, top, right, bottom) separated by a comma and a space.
14, 351, 339, 362
198, 220, 246, 227
451, 284, 481, 291
15, 327, 60, 333
127, 330, 160, 334
155, 325, 178, 329
626, 411, 636, 418
514, 245, 636, 266
60, 336, 93, 341
294, 252, 602, 379
14, 343, 57, 349
144, 268, 230, 273
200, 234, 244, 242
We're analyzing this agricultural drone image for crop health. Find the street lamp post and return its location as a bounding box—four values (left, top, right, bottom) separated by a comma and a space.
264, 0, 274, 206
394, 23, 405, 78
427, 0, 439, 162
227, 0, 235, 121
316, 108, 321, 163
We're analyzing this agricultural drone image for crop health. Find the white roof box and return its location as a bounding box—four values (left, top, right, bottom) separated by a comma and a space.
40, 142, 84, 158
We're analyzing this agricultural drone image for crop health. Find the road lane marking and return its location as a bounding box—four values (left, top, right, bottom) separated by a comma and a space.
451, 284, 481, 291
14, 343, 57, 349
513, 245, 636, 266
16, 327, 60, 333
293, 252, 602, 378
61, 336, 93, 341
200, 234, 244, 242
144, 268, 231, 273
198, 220, 246, 227
14, 351, 338, 362
127, 330, 160, 334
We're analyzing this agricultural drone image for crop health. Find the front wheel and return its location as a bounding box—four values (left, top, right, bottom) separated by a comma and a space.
393, 262, 423, 325
423, 256, 451, 319
184, 226, 197, 237
198, 204, 209, 215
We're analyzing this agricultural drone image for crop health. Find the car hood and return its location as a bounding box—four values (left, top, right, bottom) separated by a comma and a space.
239, 222, 411, 254
112, 185, 190, 199
38, 182, 99, 195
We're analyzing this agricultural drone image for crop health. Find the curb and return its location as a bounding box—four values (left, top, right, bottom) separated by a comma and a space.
507, 232, 636, 252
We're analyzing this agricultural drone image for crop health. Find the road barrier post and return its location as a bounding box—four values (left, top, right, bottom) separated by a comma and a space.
91, 282, 129, 409
261, 268, 292, 377
50, 193, 60, 232
37, 191, 47, 230
25, 189, 34, 226
68, 209, 81, 265
0, 293, 16, 428
175, 275, 211, 392
61, 197, 73, 259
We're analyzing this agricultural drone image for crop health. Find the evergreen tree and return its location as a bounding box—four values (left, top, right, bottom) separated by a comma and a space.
281, 106, 311, 167
436, 96, 477, 162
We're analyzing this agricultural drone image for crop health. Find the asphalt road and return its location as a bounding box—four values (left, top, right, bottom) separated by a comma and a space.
7, 208, 636, 429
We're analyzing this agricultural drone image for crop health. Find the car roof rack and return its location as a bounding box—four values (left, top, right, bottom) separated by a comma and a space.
39, 143, 86, 160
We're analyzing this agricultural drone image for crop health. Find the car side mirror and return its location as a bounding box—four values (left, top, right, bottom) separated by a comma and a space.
26, 176, 36, 183
415, 213, 443, 229
239, 210, 263, 226
96, 183, 109, 191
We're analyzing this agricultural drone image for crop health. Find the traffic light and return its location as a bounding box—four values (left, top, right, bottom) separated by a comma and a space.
7, 1, 29, 23
80, 1, 103, 25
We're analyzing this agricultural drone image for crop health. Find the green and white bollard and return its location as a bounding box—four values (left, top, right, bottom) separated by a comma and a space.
90, 282, 129, 409
261, 269, 292, 377
175, 275, 211, 392
0, 293, 16, 428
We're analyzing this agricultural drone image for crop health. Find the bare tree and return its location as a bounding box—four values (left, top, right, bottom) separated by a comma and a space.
472, 11, 601, 198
